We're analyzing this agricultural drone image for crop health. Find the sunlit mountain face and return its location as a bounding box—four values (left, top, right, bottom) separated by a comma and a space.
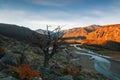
61, 24, 120, 51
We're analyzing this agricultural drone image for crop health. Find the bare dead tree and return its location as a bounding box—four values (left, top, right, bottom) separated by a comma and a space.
41, 25, 62, 67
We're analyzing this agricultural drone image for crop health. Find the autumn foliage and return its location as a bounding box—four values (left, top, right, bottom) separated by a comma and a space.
62, 65, 81, 76
10, 63, 40, 80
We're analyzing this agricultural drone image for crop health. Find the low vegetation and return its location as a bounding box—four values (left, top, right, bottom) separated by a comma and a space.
61, 65, 81, 76
0, 46, 5, 58
10, 63, 40, 80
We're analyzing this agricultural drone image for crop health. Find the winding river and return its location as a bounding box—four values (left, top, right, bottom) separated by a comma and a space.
71, 44, 120, 80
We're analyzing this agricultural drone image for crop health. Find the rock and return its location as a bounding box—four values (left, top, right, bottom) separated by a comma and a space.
25, 51, 43, 66
57, 75, 73, 80
73, 76, 84, 80
0, 72, 7, 78
0, 52, 21, 67
32, 77, 42, 80
1, 76, 17, 80
0, 72, 17, 80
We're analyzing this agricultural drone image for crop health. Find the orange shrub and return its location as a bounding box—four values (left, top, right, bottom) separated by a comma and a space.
10, 63, 40, 80
62, 65, 81, 76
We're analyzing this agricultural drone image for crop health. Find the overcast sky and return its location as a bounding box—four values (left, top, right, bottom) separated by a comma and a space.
0, 0, 120, 30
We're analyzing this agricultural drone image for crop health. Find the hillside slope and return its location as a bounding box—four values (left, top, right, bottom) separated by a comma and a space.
61, 24, 120, 50
62, 25, 101, 38
80, 24, 120, 50
0, 23, 46, 47
86, 24, 120, 43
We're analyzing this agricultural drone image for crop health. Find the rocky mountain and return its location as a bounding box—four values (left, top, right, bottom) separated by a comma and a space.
62, 25, 101, 38
36, 29, 58, 37
0, 23, 46, 47
81, 24, 120, 50
85, 24, 120, 43
36, 29, 48, 35
60, 25, 101, 43
61, 24, 120, 50
84, 25, 102, 32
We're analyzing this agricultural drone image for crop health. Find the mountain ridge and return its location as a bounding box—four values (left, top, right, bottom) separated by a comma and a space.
61, 24, 120, 50
62, 24, 101, 38
0, 23, 46, 47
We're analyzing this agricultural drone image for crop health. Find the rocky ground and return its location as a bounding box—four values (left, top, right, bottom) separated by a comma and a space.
50, 46, 111, 80
0, 35, 111, 80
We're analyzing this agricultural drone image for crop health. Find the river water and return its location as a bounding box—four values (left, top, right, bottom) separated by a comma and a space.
71, 44, 120, 80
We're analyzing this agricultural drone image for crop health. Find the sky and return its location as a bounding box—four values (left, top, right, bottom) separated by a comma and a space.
0, 0, 120, 30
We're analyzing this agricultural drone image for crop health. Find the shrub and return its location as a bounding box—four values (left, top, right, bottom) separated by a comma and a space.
0, 46, 5, 58
10, 63, 40, 80
0, 46, 4, 53
61, 65, 82, 76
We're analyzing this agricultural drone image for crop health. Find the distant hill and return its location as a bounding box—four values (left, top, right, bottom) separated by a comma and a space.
36, 29, 55, 35
81, 24, 120, 50
84, 25, 102, 32
85, 24, 120, 43
61, 25, 101, 43
62, 25, 101, 38
0, 23, 46, 47
61, 24, 120, 50
36, 29, 48, 35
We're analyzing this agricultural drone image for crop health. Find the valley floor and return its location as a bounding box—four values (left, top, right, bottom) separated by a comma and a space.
77, 44, 120, 59
52, 46, 112, 80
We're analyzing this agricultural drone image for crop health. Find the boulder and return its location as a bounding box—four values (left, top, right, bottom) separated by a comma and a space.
57, 75, 73, 80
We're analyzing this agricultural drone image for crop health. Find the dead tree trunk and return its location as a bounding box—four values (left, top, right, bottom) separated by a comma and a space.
36, 26, 61, 67
43, 41, 57, 67
42, 26, 62, 68
44, 53, 50, 67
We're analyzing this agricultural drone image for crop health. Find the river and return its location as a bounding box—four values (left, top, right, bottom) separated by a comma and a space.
70, 44, 120, 80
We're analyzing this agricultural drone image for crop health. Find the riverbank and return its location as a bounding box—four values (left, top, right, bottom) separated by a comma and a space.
51, 46, 112, 80
77, 44, 120, 59
69, 45, 120, 80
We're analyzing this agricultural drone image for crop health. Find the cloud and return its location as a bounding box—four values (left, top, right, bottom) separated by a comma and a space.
0, 4, 120, 30
0, 8, 75, 30
26, 20, 83, 30
25, 0, 71, 6
88, 10, 104, 16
